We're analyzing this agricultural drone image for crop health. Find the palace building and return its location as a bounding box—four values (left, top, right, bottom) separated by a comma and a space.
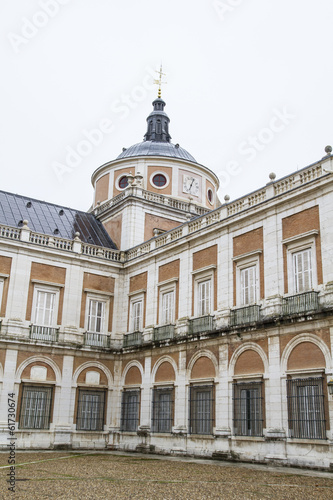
0, 92, 333, 469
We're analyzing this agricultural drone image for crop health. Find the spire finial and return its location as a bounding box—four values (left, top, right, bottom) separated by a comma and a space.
154, 65, 167, 98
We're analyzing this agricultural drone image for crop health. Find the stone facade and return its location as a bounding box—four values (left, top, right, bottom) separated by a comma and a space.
0, 99, 333, 469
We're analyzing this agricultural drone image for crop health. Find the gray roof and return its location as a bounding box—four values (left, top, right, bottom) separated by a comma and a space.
0, 190, 117, 249
117, 141, 197, 163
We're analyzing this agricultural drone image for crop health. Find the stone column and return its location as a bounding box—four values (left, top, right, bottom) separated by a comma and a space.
0, 349, 18, 448
53, 355, 74, 449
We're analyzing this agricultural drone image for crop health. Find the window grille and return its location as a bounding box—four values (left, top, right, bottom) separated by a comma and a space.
35, 291, 55, 326
198, 280, 211, 317
120, 389, 140, 431
152, 387, 174, 433
19, 385, 53, 429
287, 377, 326, 439
161, 291, 174, 325
240, 266, 256, 306
87, 300, 104, 333
76, 389, 105, 431
233, 381, 263, 436
189, 385, 214, 435
293, 248, 312, 293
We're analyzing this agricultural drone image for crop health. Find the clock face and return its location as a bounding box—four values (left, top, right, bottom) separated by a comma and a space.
183, 175, 199, 196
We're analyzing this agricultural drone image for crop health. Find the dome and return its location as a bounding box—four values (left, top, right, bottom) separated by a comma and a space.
116, 141, 197, 163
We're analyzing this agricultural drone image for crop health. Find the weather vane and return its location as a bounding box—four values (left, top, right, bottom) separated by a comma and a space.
154, 65, 167, 98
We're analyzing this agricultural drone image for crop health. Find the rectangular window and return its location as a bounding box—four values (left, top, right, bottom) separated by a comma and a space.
152, 387, 174, 433
19, 385, 53, 429
35, 290, 56, 326
198, 280, 211, 317
293, 248, 312, 293
87, 299, 105, 333
287, 377, 326, 439
240, 266, 257, 306
161, 291, 175, 325
131, 300, 143, 332
189, 385, 214, 435
76, 389, 105, 431
120, 389, 140, 431
233, 382, 263, 436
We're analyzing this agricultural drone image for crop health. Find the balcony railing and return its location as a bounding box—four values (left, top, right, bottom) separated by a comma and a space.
282, 291, 319, 316
30, 325, 59, 342
84, 332, 110, 348
123, 331, 143, 348
189, 315, 215, 335
230, 305, 261, 327
153, 324, 175, 342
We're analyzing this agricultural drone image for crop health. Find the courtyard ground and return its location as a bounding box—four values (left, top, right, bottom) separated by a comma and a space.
0, 451, 333, 499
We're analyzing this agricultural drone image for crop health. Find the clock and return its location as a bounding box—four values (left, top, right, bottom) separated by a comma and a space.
183, 175, 199, 196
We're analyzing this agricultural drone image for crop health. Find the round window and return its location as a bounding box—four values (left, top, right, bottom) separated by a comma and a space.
118, 176, 128, 189
152, 174, 167, 187
207, 189, 213, 204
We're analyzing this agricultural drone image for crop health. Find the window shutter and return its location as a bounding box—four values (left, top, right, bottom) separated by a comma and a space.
35, 291, 55, 326
132, 300, 142, 331
162, 291, 174, 324
293, 249, 312, 293
240, 266, 256, 306
88, 300, 104, 333
198, 280, 211, 316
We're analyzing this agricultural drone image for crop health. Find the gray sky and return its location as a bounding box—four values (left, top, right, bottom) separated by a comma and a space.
1, 0, 332, 211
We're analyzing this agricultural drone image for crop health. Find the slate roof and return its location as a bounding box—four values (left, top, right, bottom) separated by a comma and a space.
0, 190, 117, 249
116, 140, 197, 163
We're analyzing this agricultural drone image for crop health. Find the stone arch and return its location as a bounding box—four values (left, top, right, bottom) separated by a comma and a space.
187, 350, 218, 380
122, 361, 143, 386
152, 356, 177, 383
15, 356, 62, 385
281, 333, 332, 374
229, 343, 269, 377
73, 361, 113, 387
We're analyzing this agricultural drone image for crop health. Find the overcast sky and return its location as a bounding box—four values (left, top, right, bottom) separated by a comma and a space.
1, 0, 332, 211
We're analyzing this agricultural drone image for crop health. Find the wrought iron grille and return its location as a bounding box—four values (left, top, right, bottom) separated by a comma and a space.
151, 387, 174, 433
282, 291, 319, 316
30, 325, 58, 342
120, 389, 140, 431
287, 377, 326, 439
189, 315, 215, 335
84, 332, 110, 348
230, 305, 261, 327
19, 385, 53, 429
76, 389, 105, 431
153, 325, 175, 341
123, 331, 143, 348
189, 385, 214, 435
233, 381, 264, 436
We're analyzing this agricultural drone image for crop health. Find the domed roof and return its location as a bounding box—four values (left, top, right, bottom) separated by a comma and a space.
116, 141, 197, 163
116, 96, 197, 163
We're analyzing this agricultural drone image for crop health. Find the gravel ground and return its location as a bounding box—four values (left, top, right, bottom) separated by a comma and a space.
0, 451, 333, 499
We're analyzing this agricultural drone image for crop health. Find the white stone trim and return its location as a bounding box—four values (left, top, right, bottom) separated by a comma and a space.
229, 342, 269, 378
281, 333, 332, 375
31, 280, 65, 288
191, 264, 216, 275
72, 361, 113, 387
282, 230, 319, 245
15, 356, 62, 385
232, 249, 263, 262
149, 171, 170, 190
121, 360, 144, 386
186, 350, 218, 381
151, 355, 178, 384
